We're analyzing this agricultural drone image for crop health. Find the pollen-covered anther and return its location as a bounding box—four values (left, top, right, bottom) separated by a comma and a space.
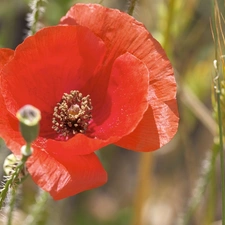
52, 90, 93, 139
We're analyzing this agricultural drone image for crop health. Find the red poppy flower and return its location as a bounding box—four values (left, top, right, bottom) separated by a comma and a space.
0, 4, 178, 200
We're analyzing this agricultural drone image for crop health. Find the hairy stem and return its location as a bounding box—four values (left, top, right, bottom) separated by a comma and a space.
27, 0, 47, 36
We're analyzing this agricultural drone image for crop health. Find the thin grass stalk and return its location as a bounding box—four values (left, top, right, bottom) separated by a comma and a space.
179, 85, 217, 136
204, 159, 217, 225
162, 0, 176, 52
212, 1, 225, 223
127, 0, 138, 16
215, 74, 225, 225
132, 152, 153, 225
98, 0, 104, 4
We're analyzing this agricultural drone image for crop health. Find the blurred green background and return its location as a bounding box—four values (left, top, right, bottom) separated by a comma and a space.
0, 0, 220, 225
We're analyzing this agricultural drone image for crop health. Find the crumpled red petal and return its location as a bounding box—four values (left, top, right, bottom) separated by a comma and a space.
0, 48, 24, 155
26, 146, 107, 200
116, 99, 179, 151
60, 3, 176, 102
0, 94, 24, 156
60, 4, 179, 151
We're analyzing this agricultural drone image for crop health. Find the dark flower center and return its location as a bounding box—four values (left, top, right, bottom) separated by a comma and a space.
52, 90, 93, 139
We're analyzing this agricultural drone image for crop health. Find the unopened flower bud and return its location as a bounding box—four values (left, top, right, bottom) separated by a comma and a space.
3, 154, 19, 176
16, 105, 41, 144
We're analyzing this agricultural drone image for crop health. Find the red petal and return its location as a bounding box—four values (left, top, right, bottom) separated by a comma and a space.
0, 93, 24, 156
45, 134, 116, 156
0, 48, 25, 155
1, 25, 106, 137
26, 147, 107, 200
60, 4, 176, 101
115, 99, 179, 151
0, 48, 14, 69
60, 4, 179, 151
91, 52, 149, 140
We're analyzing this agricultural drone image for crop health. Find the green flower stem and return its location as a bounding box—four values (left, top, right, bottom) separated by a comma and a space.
21, 143, 33, 156
0, 148, 30, 209
127, 0, 138, 15
216, 75, 225, 225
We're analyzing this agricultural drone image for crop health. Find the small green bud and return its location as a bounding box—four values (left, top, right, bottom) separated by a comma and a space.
16, 105, 41, 144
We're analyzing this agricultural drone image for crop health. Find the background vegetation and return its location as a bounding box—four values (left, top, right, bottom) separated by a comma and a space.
0, 0, 222, 224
